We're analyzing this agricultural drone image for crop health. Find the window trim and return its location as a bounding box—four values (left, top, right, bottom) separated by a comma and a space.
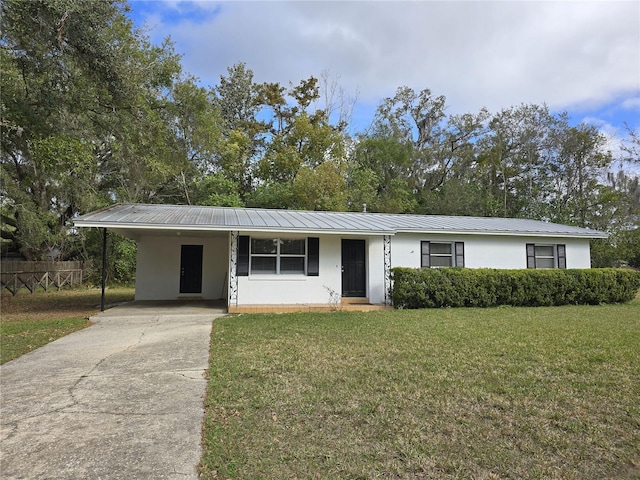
421, 241, 464, 268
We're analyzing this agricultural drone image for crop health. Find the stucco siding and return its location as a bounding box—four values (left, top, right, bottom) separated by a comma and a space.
563, 239, 592, 268
367, 236, 386, 304
134, 231, 593, 304
135, 234, 228, 300
391, 233, 592, 269
235, 234, 343, 305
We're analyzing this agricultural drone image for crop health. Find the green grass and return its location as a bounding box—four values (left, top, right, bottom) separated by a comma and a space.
0, 317, 92, 364
1, 287, 135, 364
201, 300, 640, 479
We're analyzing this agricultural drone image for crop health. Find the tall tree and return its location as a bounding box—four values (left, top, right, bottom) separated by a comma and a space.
347, 135, 416, 213
371, 87, 447, 192
252, 76, 347, 210
549, 124, 611, 227
211, 62, 267, 198
363, 88, 489, 215
1, 0, 182, 258
475, 104, 561, 218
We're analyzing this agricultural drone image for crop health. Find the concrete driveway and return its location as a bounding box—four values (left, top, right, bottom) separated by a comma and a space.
0, 302, 225, 479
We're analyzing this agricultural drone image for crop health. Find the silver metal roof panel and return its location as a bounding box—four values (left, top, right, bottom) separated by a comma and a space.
73, 203, 608, 238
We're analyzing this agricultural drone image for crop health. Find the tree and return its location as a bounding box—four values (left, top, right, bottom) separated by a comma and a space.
211, 63, 268, 198
475, 104, 561, 218
293, 162, 347, 211
347, 135, 416, 213
253, 76, 347, 210
362, 88, 490, 215
371, 87, 447, 192
1, 0, 183, 259
169, 77, 223, 172
620, 123, 640, 165
590, 170, 640, 267
318, 69, 359, 134
586, 117, 639, 266
549, 124, 611, 227
192, 173, 243, 207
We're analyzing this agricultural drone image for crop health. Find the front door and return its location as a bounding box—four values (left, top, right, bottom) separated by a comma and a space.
341, 239, 366, 297
180, 245, 203, 294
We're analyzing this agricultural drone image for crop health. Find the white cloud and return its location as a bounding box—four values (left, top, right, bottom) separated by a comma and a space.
582, 116, 624, 156
621, 97, 640, 111
134, 0, 639, 120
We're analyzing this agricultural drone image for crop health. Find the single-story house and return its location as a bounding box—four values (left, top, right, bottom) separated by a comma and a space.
74, 203, 608, 312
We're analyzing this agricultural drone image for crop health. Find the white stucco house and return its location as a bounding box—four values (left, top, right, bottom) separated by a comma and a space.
74, 203, 607, 312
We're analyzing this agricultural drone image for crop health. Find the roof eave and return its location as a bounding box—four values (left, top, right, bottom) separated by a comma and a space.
72, 221, 392, 236
74, 220, 607, 239
395, 228, 608, 238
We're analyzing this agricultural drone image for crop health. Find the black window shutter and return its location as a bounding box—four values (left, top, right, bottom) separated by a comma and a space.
237, 235, 249, 276
455, 242, 465, 267
307, 237, 319, 276
421, 241, 430, 268
526, 243, 536, 269
557, 244, 566, 269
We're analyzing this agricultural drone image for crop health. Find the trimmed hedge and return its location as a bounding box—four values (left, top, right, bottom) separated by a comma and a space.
391, 267, 640, 309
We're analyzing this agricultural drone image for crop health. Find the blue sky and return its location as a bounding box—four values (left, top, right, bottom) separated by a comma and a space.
126, 1, 639, 156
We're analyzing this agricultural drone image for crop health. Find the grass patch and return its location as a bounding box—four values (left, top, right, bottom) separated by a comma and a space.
1, 287, 135, 364
201, 300, 640, 479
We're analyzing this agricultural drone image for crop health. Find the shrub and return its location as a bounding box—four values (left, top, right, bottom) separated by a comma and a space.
391, 268, 640, 309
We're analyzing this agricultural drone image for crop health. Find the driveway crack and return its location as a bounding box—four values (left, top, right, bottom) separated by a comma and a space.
67, 320, 159, 410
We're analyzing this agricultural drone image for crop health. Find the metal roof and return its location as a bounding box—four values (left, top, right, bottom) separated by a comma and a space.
73, 203, 608, 238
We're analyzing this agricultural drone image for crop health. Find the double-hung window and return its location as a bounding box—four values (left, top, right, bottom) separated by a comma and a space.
237, 236, 319, 277
421, 241, 465, 268
250, 238, 306, 274
526, 244, 566, 269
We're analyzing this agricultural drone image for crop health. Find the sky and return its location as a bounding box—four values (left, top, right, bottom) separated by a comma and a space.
126, 0, 640, 156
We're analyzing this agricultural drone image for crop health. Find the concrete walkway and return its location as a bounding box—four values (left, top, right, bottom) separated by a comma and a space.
0, 302, 225, 479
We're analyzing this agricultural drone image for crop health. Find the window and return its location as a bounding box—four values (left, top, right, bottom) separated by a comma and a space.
526, 244, 566, 269
237, 236, 319, 277
250, 238, 306, 274
421, 241, 464, 268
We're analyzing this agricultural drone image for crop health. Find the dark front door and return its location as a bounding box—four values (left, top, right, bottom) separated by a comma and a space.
342, 239, 366, 297
180, 245, 203, 294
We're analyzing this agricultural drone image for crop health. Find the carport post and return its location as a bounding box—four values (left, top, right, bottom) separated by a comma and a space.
101, 228, 107, 312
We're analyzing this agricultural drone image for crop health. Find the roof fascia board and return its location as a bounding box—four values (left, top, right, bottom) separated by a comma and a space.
394, 228, 608, 238
72, 221, 392, 236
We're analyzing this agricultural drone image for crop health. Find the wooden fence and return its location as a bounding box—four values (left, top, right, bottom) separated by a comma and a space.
1, 261, 84, 295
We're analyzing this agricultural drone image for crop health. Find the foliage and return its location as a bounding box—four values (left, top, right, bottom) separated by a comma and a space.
80, 229, 137, 285
0, 0, 183, 261
293, 162, 347, 211
591, 228, 640, 268
112, 237, 137, 284
347, 135, 416, 213
391, 267, 640, 308
193, 173, 243, 207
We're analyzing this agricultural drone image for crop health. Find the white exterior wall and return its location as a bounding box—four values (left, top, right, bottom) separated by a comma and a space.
135, 234, 228, 301
134, 230, 592, 304
233, 234, 390, 305
235, 234, 343, 305
390, 233, 592, 269
367, 236, 386, 304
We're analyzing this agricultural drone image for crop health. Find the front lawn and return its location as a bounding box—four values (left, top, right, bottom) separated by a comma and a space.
201, 301, 640, 479
1, 287, 135, 364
